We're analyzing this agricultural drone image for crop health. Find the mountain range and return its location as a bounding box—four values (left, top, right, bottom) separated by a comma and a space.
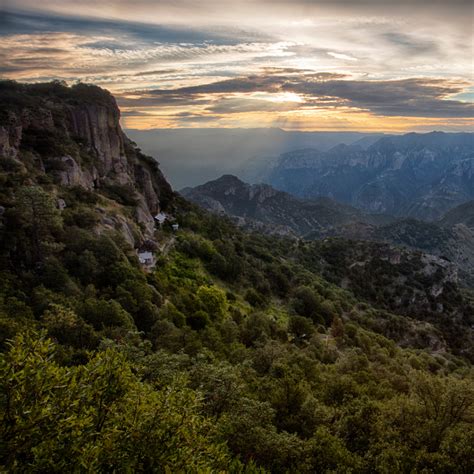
181, 174, 393, 236
182, 176, 474, 286
125, 128, 384, 188
256, 132, 473, 220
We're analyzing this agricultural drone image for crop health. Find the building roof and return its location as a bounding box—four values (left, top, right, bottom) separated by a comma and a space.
154, 212, 167, 223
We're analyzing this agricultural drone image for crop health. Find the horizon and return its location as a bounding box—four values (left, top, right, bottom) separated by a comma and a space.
124, 127, 472, 135
1, 1, 473, 132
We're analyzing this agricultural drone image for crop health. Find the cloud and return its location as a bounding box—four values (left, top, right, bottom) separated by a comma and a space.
206, 97, 298, 114
0, 9, 272, 47
1, 1, 472, 130
381, 32, 439, 56
133, 69, 181, 77
123, 71, 474, 118
327, 52, 358, 61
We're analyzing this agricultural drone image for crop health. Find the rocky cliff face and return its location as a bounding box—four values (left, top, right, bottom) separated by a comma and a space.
0, 81, 173, 244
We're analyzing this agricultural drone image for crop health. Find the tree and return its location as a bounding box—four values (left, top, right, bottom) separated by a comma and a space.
330, 315, 345, 341
13, 186, 62, 264
42, 304, 97, 349
0, 331, 231, 471
197, 286, 228, 320
291, 286, 323, 323
288, 315, 313, 340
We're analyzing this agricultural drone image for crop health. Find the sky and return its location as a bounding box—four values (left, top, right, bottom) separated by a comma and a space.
0, 0, 473, 132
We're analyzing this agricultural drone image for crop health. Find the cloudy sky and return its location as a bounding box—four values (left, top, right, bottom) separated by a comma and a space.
1, 0, 473, 131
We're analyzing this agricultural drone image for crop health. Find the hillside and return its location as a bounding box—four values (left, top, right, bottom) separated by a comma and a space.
0, 81, 473, 473
262, 132, 474, 220
183, 175, 474, 286
0, 80, 174, 248
319, 218, 474, 288
439, 200, 474, 229
181, 174, 392, 237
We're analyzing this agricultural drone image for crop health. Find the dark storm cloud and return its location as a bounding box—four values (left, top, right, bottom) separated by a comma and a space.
124, 72, 474, 118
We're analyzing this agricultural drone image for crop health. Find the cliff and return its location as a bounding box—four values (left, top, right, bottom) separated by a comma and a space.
0, 81, 173, 244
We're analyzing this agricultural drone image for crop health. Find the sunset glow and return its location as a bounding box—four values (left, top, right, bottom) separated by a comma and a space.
1, 0, 473, 131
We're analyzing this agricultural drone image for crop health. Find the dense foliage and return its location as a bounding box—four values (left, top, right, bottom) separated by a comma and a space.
0, 82, 473, 472
1, 190, 473, 471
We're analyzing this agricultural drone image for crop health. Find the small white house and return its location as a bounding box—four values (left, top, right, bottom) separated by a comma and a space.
138, 251, 155, 267
154, 212, 167, 225
171, 223, 179, 231
57, 199, 67, 210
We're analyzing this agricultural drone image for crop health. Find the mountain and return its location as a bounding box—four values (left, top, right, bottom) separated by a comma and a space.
183, 175, 474, 286
125, 128, 385, 188
306, 217, 474, 288
0, 80, 173, 248
264, 132, 474, 220
1, 81, 473, 473
439, 200, 474, 230
181, 174, 392, 237
373, 219, 474, 286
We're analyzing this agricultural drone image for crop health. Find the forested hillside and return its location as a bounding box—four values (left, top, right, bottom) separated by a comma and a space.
182, 175, 474, 288
0, 82, 473, 473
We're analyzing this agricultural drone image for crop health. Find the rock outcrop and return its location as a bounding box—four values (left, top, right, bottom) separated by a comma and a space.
0, 81, 174, 244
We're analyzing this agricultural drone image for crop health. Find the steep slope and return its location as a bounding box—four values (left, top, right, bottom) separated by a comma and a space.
265, 132, 474, 219
439, 200, 474, 230
181, 174, 392, 237
0, 80, 174, 246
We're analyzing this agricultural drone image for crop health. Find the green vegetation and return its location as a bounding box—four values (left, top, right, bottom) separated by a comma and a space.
0, 81, 473, 472
1, 189, 473, 472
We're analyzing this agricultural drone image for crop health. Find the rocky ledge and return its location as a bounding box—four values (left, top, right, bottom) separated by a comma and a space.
0, 81, 173, 243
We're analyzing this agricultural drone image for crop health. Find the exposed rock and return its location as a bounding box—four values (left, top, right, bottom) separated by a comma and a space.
95, 206, 138, 247
57, 156, 96, 189
135, 199, 156, 237
0, 82, 175, 241
0, 117, 22, 159
264, 132, 474, 220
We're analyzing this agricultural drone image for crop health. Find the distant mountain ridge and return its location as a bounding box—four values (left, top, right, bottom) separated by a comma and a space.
126, 128, 385, 188
183, 175, 474, 286
260, 131, 474, 220
180, 174, 392, 237
439, 200, 474, 229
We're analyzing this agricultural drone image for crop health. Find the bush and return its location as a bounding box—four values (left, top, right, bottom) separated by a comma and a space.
187, 310, 210, 330
78, 298, 134, 330
101, 184, 138, 206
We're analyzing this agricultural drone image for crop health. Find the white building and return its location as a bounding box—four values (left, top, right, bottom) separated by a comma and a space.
154, 212, 167, 225
171, 223, 179, 231
138, 251, 155, 267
